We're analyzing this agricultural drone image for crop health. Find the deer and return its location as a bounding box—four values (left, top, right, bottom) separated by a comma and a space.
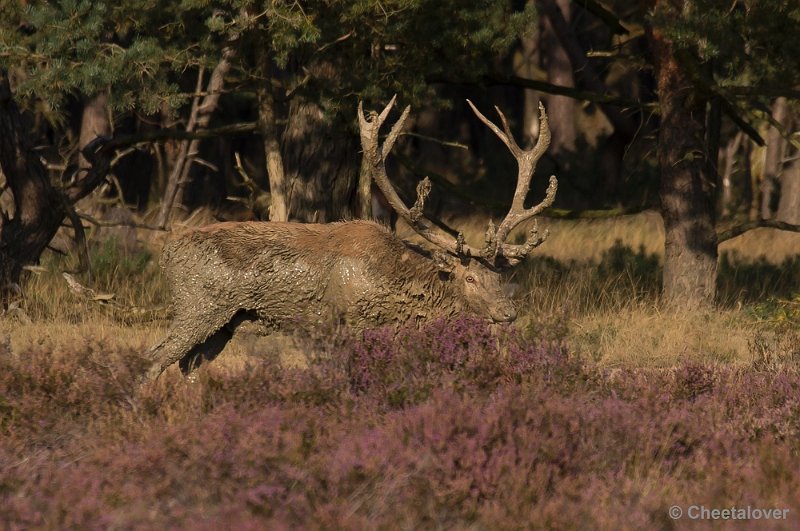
144, 96, 557, 380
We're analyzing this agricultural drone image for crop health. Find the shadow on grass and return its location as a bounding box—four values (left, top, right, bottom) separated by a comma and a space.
516, 240, 800, 316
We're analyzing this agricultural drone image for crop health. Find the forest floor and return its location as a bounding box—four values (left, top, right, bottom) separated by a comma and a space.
2, 211, 800, 528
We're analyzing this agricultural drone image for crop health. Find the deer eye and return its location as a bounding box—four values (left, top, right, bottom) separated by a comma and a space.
466, 275, 475, 283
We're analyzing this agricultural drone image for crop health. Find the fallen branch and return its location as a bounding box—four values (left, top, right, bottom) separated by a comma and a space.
62, 272, 168, 322
77, 211, 168, 232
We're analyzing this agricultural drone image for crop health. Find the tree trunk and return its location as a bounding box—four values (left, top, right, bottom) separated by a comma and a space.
540, 0, 576, 155
357, 156, 372, 219
79, 93, 112, 171
256, 48, 289, 222
760, 97, 789, 220
777, 156, 800, 224
514, 1, 541, 145
0, 71, 67, 301
773, 100, 799, 223
720, 132, 743, 218
157, 49, 234, 227
741, 141, 759, 220
649, 25, 718, 309
283, 97, 359, 222
0, 71, 113, 305
537, 0, 638, 201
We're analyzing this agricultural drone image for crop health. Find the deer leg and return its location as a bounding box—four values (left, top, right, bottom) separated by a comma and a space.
145, 308, 236, 381
178, 326, 234, 374
177, 309, 259, 374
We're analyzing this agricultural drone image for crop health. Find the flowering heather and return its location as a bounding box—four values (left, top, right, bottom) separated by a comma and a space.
1, 318, 799, 529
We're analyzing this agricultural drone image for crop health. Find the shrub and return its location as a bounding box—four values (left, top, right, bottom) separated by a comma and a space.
1, 319, 799, 528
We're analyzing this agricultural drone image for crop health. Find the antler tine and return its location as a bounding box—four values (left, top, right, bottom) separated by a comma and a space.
493, 105, 522, 155
382, 104, 411, 160
467, 101, 557, 265
466, 99, 516, 155
529, 101, 551, 168
358, 97, 482, 259
378, 94, 397, 123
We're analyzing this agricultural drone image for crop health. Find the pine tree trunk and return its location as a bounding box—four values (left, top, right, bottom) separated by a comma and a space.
283, 96, 359, 223
0, 71, 113, 304
79, 93, 112, 171
0, 72, 65, 302
720, 132, 743, 218
514, 1, 540, 145
650, 25, 718, 309
540, 0, 576, 156
357, 156, 372, 219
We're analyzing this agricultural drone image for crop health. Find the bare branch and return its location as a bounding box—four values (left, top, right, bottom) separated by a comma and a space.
77, 211, 167, 232
399, 132, 468, 151
717, 219, 800, 243
60, 196, 93, 281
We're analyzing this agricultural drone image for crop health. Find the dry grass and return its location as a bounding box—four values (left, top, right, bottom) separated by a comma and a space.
4, 209, 799, 373
567, 307, 761, 368
438, 209, 800, 264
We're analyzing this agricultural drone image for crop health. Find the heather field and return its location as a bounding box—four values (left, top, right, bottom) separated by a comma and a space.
3, 215, 800, 529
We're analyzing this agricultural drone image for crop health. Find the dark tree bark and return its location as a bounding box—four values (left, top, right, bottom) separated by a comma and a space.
772, 99, 800, 223
649, 25, 718, 308
540, 0, 577, 156
283, 96, 359, 222
515, 5, 541, 146
280, 58, 360, 223
0, 74, 63, 300
356, 156, 372, 219
0, 70, 111, 304
537, 0, 640, 201
719, 132, 743, 218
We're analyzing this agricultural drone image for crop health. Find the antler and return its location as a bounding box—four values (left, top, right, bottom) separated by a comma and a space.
466, 100, 558, 266
358, 96, 483, 258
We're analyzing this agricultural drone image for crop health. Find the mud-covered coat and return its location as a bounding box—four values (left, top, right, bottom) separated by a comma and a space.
148, 220, 516, 378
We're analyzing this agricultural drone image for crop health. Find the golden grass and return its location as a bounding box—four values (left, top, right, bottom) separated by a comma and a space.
438, 209, 800, 264
567, 307, 759, 368
5, 210, 799, 374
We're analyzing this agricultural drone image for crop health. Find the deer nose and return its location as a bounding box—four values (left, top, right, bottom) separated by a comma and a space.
495, 306, 517, 323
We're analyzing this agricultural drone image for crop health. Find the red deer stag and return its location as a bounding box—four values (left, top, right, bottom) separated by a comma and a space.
145, 97, 557, 380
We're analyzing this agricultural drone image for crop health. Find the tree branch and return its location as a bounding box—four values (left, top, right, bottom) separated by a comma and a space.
59, 193, 93, 280
77, 211, 167, 232
717, 219, 800, 243
97, 121, 258, 153
574, 0, 629, 35
481, 75, 648, 109
723, 86, 800, 100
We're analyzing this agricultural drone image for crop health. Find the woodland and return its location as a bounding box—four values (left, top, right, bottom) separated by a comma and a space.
2, 1, 800, 528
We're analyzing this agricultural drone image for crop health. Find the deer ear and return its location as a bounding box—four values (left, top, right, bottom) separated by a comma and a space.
432, 251, 457, 275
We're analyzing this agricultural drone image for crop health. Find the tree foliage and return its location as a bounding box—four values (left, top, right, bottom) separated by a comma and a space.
649, 1, 800, 87
1, 0, 536, 118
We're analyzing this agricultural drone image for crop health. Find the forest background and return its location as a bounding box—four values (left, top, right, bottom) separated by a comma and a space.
3, 1, 800, 527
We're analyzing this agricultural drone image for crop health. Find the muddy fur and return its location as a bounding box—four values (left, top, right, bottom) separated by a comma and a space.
147, 220, 516, 378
